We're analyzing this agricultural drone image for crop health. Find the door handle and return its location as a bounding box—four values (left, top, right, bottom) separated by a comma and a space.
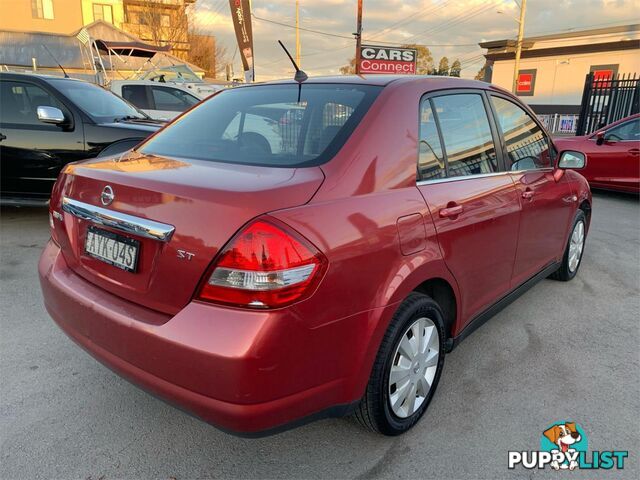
439, 204, 463, 218
629, 148, 640, 156
522, 189, 535, 200
0, 133, 6, 142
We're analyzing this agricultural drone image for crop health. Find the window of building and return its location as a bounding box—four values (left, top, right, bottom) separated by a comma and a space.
31, 0, 54, 19
160, 14, 171, 27
124, 5, 140, 24
431, 94, 498, 178
93, 3, 114, 24
491, 96, 552, 171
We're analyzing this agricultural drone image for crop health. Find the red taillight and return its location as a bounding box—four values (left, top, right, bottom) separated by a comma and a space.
197, 219, 327, 309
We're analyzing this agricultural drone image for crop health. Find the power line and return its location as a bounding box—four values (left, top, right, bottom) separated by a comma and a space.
252, 14, 354, 40
366, 0, 453, 40
405, 1, 499, 43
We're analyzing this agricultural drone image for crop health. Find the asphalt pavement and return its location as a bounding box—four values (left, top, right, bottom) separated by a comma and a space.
1, 191, 638, 480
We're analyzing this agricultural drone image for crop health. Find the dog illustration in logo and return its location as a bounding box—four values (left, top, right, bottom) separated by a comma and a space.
543, 422, 581, 470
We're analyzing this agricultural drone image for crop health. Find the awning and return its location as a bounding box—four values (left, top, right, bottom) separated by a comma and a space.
94, 39, 172, 57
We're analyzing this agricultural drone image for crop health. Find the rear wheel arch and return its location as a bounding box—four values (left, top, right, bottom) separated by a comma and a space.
412, 278, 457, 341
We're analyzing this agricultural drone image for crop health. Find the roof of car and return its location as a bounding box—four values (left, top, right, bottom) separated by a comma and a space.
0, 71, 87, 83
247, 74, 493, 89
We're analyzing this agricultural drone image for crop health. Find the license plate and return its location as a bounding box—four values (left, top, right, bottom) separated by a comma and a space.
84, 226, 140, 272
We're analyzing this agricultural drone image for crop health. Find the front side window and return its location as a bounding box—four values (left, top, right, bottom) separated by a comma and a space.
51, 79, 145, 123
418, 100, 445, 180
432, 94, 498, 178
121, 85, 151, 110
605, 118, 640, 141
140, 84, 381, 167
150, 86, 199, 112
0, 81, 66, 125
491, 96, 552, 171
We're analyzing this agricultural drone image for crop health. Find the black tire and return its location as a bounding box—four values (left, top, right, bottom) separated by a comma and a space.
550, 210, 587, 281
354, 292, 446, 435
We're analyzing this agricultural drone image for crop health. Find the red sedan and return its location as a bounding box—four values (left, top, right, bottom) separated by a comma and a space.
555, 114, 640, 193
39, 75, 591, 436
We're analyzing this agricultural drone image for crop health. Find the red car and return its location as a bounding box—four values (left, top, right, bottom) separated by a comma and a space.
555, 114, 639, 193
39, 76, 591, 436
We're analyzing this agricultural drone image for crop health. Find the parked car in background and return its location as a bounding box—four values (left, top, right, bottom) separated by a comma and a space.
555, 114, 639, 193
0, 72, 164, 205
39, 75, 591, 437
110, 80, 215, 121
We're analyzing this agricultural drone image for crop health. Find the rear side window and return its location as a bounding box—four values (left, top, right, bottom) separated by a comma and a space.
139, 84, 381, 167
431, 94, 498, 178
418, 101, 446, 180
491, 96, 552, 170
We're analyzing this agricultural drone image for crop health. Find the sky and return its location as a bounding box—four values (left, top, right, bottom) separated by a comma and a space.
193, 0, 640, 80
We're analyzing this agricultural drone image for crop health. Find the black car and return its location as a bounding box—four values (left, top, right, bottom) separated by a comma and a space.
0, 72, 164, 205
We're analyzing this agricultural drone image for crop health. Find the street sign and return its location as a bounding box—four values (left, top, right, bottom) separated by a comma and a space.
358, 45, 417, 75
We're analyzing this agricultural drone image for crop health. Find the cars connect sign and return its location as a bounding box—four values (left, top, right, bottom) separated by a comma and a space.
359, 45, 417, 75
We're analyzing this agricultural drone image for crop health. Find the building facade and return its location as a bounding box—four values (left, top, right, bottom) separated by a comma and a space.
0, 0, 196, 59
480, 24, 640, 132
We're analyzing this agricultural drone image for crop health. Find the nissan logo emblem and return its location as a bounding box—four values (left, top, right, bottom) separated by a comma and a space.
100, 185, 115, 206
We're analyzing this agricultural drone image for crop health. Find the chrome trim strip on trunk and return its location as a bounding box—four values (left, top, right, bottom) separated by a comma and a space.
62, 197, 175, 242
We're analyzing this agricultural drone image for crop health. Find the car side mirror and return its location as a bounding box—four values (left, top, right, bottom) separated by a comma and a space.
37, 106, 66, 125
595, 131, 605, 145
558, 150, 586, 169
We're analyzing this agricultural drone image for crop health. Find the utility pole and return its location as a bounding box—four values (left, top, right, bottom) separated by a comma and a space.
512, 0, 527, 94
295, 0, 301, 67
354, 0, 363, 74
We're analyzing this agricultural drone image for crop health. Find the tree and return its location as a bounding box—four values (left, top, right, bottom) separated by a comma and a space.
339, 57, 356, 75
401, 44, 434, 75
187, 32, 228, 78
449, 59, 461, 77
475, 63, 488, 81
436, 56, 450, 76
127, 0, 191, 59
339, 44, 434, 75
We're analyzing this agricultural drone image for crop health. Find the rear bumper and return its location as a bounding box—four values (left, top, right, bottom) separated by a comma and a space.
38, 240, 387, 435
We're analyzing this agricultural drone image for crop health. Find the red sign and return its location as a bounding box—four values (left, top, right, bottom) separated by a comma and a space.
515, 69, 536, 96
592, 69, 614, 87
358, 45, 417, 75
517, 73, 534, 93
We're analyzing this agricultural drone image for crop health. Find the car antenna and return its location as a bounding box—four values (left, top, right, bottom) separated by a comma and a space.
41, 44, 69, 78
278, 40, 307, 83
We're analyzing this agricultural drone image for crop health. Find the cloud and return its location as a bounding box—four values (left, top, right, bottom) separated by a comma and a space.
196, 0, 640, 80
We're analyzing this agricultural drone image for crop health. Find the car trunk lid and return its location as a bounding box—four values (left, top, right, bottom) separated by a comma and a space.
50, 152, 324, 315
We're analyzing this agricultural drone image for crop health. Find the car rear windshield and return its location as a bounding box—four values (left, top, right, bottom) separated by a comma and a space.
50, 79, 146, 123
139, 84, 382, 167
